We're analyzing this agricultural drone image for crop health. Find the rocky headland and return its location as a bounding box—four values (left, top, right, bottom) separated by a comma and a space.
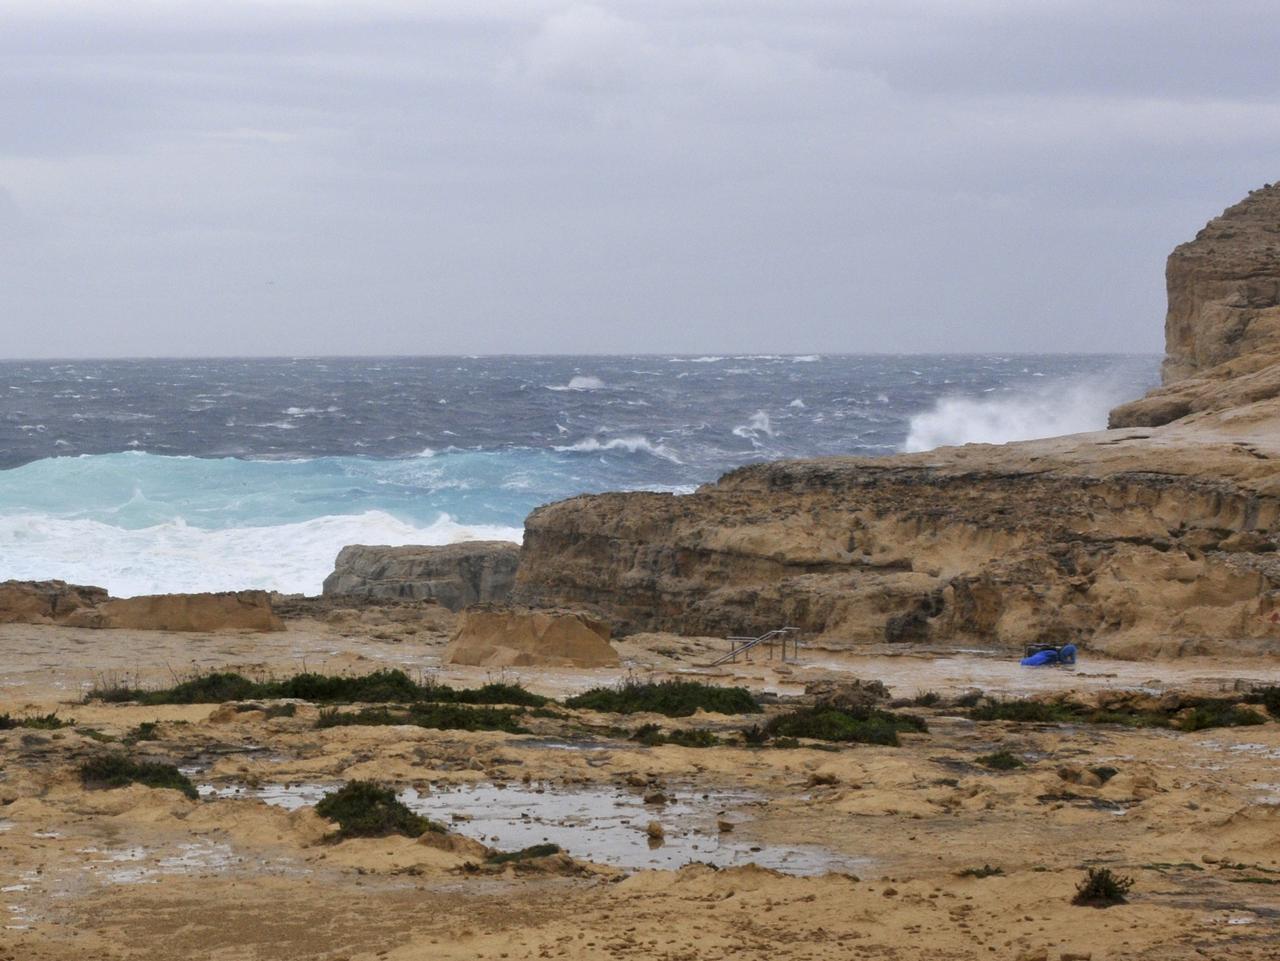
514, 185, 1280, 659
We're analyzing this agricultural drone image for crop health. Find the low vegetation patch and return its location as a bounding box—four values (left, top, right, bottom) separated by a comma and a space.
123, 721, 159, 744
566, 680, 759, 717
976, 750, 1025, 771
1072, 867, 1134, 907
958, 864, 1004, 878
763, 706, 927, 747
79, 754, 198, 799
1243, 685, 1280, 717
966, 696, 1268, 732
88, 669, 546, 708
629, 723, 720, 748
485, 843, 562, 864
0, 712, 74, 730
316, 703, 528, 734
314, 781, 443, 840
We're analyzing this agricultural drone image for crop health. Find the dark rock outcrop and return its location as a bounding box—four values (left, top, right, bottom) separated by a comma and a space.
322, 542, 520, 611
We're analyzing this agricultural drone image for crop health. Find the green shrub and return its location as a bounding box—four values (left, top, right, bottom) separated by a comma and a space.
79, 754, 197, 799
968, 695, 1270, 732
1244, 685, 1280, 716
968, 700, 1076, 723
1179, 702, 1265, 732
316, 703, 528, 734
124, 721, 159, 743
958, 864, 1004, 878
976, 750, 1025, 771
0, 713, 73, 730
629, 723, 720, 748
314, 781, 442, 840
485, 843, 562, 864
566, 680, 759, 717
87, 668, 546, 708
1072, 867, 1133, 907
764, 707, 927, 746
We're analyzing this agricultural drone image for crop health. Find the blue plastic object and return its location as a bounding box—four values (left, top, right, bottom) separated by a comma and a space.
1020, 643, 1078, 667
1020, 649, 1058, 667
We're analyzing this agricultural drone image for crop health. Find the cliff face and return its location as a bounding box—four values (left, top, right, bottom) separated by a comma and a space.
514, 185, 1280, 658
1110, 183, 1280, 428
322, 542, 519, 610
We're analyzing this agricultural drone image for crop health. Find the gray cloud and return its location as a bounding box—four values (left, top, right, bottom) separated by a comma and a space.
0, 1, 1275, 357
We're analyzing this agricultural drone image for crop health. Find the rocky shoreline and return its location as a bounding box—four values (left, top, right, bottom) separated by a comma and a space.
512, 184, 1280, 659
2, 184, 1280, 961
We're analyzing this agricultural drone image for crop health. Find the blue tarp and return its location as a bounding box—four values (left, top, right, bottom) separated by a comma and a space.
1020, 643, 1077, 667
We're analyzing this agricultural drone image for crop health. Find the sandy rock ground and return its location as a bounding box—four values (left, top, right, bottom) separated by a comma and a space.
2, 611, 1279, 960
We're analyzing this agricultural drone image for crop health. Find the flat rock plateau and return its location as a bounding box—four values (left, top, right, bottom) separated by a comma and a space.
2, 185, 1280, 961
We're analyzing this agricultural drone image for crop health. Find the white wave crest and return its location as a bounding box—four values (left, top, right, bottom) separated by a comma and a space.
901, 377, 1131, 453
732, 410, 775, 439
547, 375, 605, 391
553, 435, 681, 463
0, 510, 522, 598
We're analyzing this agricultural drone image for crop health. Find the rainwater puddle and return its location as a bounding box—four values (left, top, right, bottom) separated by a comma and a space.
198, 781, 339, 810
197, 779, 866, 875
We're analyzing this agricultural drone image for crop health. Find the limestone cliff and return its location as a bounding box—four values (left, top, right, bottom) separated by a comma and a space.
1110, 182, 1280, 428
514, 185, 1280, 658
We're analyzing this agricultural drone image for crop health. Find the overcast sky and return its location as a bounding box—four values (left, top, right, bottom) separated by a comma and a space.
0, 1, 1276, 358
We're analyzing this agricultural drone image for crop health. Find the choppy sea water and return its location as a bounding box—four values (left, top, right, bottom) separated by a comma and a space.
0, 354, 1156, 596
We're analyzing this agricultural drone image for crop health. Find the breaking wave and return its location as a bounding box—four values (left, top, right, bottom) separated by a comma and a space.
553, 435, 682, 463
547, 375, 605, 391
901, 377, 1133, 453
0, 510, 521, 597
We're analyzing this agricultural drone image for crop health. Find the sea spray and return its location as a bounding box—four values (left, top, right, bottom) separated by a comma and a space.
901, 376, 1136, 453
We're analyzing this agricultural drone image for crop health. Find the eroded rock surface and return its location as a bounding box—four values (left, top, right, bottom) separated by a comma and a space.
514, 186, 1280, 659
322, 542, 520, 610
0, 579, 282, 632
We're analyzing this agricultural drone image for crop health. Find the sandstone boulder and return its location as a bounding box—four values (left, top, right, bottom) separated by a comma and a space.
88, 591, 282, 632
444, 607, 619, 668
322, 542, 520, 611
0, 580, 282, 632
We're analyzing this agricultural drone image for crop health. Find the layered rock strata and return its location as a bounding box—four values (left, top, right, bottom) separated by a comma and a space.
322, 542, 520, 610
514, 186, 1280, 659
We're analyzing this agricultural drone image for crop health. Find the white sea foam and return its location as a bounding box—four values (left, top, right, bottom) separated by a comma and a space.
732, 410, 775, 439
553, 435, 682, 463
0, 510, 522, 597
901, 376, 1132, 453
547, 375, 605, 391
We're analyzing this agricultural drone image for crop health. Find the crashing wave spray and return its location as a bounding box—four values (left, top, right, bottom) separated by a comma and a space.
901, 376, 1133, 453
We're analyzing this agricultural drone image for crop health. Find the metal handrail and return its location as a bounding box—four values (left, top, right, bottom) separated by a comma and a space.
709, 627, 800, 666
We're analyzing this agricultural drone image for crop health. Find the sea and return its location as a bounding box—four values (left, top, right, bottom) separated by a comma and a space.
0, 354, 1158, 598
